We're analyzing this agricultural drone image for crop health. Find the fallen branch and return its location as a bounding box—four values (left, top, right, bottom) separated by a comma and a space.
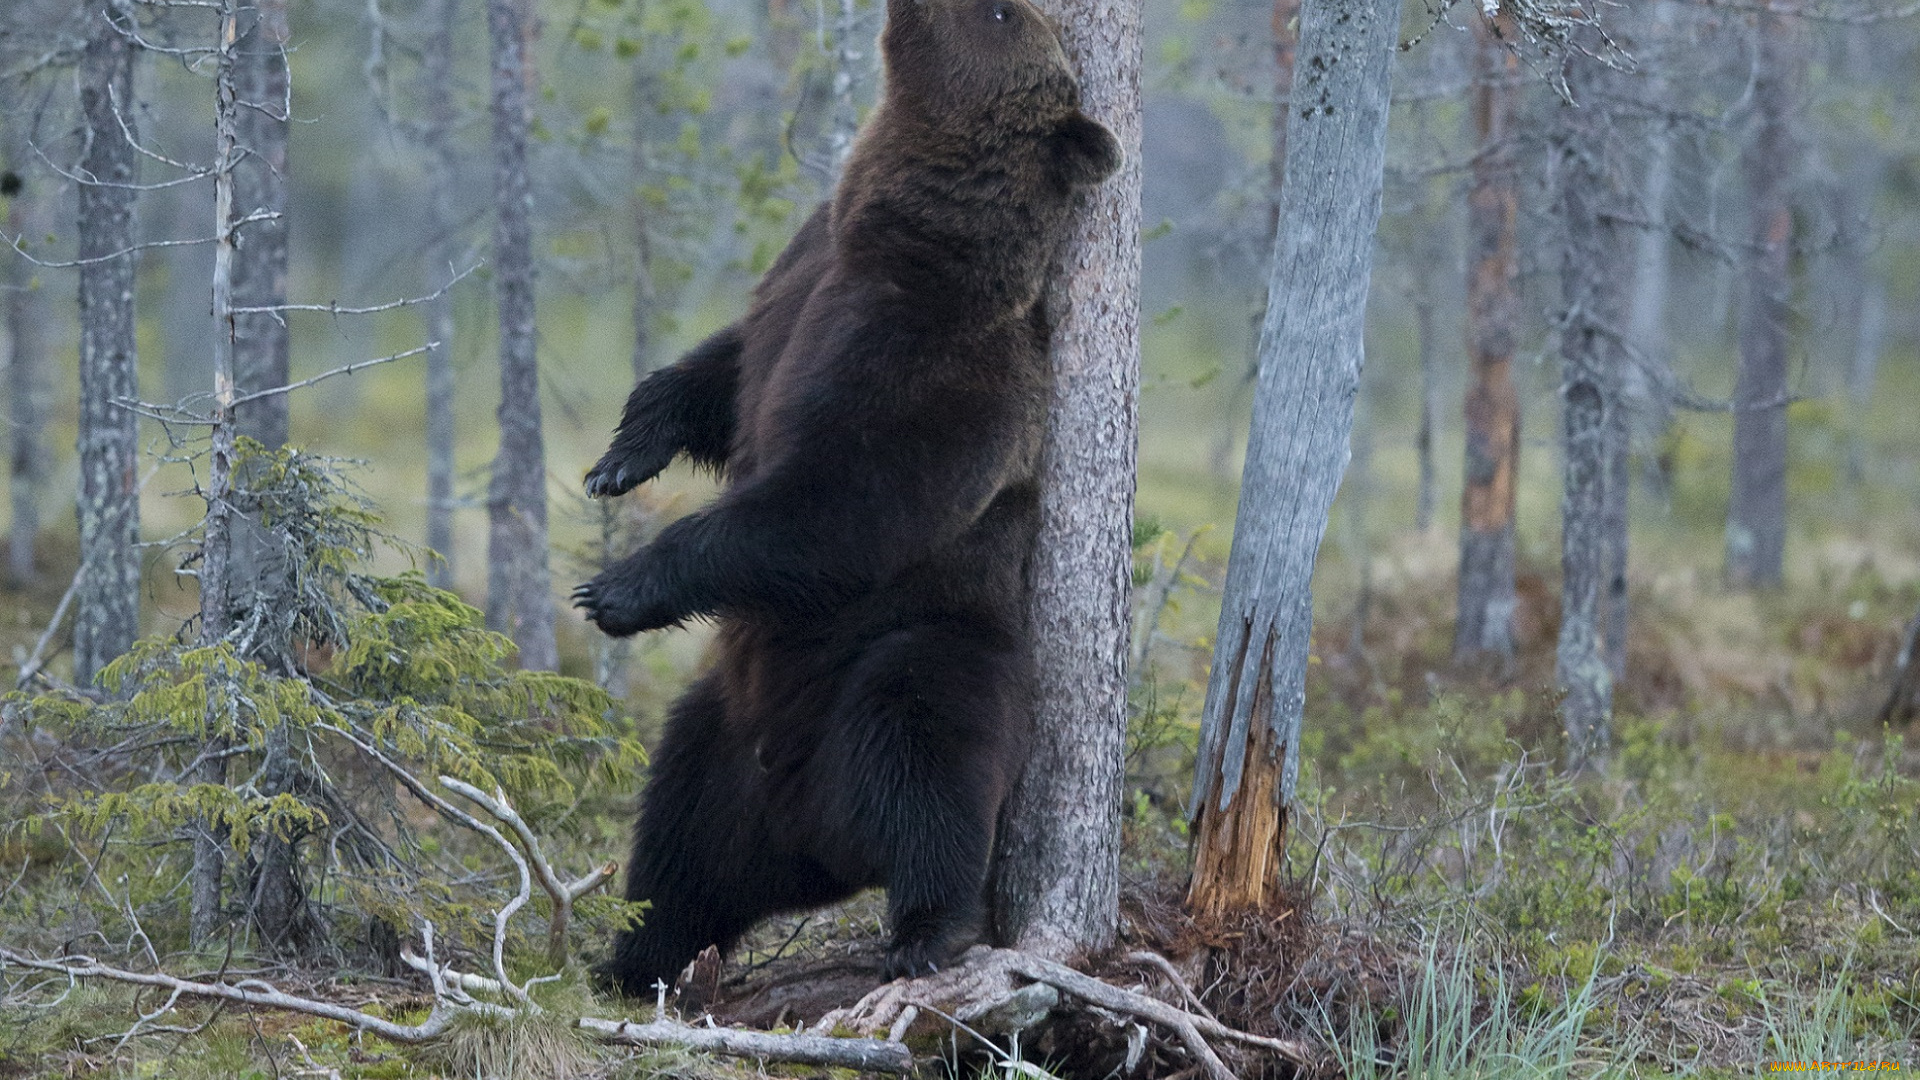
581, 1015, 913, 1072
819, 946, 1312, 1077
1008, 954, 1315, 1071
0, 947, 467, 1044
1, 940, 912, 1073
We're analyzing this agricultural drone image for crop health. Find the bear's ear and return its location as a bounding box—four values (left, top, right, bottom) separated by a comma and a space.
1054, 111, 1121, 186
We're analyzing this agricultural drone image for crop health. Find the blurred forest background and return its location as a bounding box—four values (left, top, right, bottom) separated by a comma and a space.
3, 0, 1920, 1074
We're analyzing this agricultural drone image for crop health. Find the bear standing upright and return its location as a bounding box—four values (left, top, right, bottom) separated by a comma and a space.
575, 0, 1121, 993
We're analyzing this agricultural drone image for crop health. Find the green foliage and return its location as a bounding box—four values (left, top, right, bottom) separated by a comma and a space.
2, 447, 644, 964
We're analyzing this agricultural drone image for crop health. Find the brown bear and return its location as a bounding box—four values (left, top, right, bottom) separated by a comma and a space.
575, 0, 1120, 993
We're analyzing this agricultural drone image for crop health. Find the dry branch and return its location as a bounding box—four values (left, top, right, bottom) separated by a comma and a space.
1025, 954, 1315, 1067
0, 946, 914, 1072
581, 1015, 913, 1071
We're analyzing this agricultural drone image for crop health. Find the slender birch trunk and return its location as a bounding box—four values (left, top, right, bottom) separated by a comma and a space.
1453, 12, 1520, 669
74, 0, 144, 687
192, 0, 245, 945
990, 0, 1142, 959
4, 138, 51, 589
423, 0, 460, 587
1186, 0, 1398, 918
629, 60, 657, 382
483, 0, 558, 671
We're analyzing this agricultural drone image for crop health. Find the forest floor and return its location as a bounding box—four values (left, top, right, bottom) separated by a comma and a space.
3, 331, 1918, 1076
3, 520, 1917, 1078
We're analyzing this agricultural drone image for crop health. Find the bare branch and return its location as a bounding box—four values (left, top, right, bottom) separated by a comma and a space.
1007, 954, 1315, 1069
432, 775, 616, 966
228, 262, 479, 317
227, 345, 435, 408
13, 569, 81, 689
0, 947, 466, 1044
579, 1015, 914, 1072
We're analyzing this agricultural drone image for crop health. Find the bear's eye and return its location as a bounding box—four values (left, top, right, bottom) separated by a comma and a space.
991, 2, 1011, 20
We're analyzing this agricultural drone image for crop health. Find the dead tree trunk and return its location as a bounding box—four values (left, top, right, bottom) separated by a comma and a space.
1555, 47, 1633, 774
1187, 0, 1398, 919
74, 0, 144, 687
1453, 12, 1520, 670
5, 134, 51, 589
1265, 0, 1300, 237
423, 0, 460, 587
192, 0, 246, 945
990, 0, 1141, 960
483, 0, 558, 671
1725, 12, 1801, 590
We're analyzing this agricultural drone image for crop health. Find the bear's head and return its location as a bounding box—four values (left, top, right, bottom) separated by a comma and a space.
879, 0, 1121, 184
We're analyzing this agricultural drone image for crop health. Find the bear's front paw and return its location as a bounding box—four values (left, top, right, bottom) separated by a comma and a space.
583, 442, 675, 498
572, 571, 684, 637
883, 933, 957, 981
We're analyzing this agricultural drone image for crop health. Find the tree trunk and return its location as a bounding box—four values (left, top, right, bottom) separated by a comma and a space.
192, 0, 246, 946
1414, 285, 1439, 534
484, 0, 558, 671
74, 1, 144, 687
1602, 374, 1629, 679
1626, 51, 1673, 510
423, 0, 459, 587
990, 0, 1142, 960
1187, 0, 1398, 920
822, 0, 867, 185
1206, 0, 1298, 482
5, 132, 52, 589
1265, 0, 1300, 238
226, 0, 317, 956
1881, 608, 1920, 727
1725, 12, 1801, 590
231, 0, 291, 450
1555, 47, 1632, 774
629, 63, 657, 382
1845, 285, 1883, 488
1452, 12, 1520, 670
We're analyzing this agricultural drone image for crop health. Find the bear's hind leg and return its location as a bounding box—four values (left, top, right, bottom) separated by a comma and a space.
811, 622, 1030, 979
598, 675, 846, 997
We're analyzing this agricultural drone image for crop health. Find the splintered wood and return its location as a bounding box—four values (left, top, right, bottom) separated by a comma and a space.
1188, 632, 1287, 920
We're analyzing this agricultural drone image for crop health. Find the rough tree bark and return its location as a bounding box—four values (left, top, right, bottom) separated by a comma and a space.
1453, 11, 1520, 669
483, 0, 558, 670
423, 0, 460, 587
1555, 47, 1633, 774
74, 0, 144, 687
990, 0, 1142, 959
5, 133, 52, 589
1186, 0, 1398, 919
1725, 12, 1801, 590
822, 0, 868, 184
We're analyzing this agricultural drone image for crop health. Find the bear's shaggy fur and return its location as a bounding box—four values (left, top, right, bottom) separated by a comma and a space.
575, 0, 1120, 993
